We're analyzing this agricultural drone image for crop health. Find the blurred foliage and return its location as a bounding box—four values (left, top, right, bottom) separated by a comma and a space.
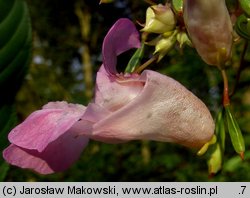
0, 0, 32, 181
3, 0, 250, 181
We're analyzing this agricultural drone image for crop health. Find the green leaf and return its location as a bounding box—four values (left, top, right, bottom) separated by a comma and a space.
0, 162, 9, 181
125, 44, 145, 73
0, 0, 32, 104
0, 0, 32, 181
0, 0, 14, 22
239, 0, 250, 17
0, 105, 17, 151
0, 0, 31, 71
0, 105, 16, 181
223, 151, 250, 172
172, 0, 183, 14
0, 0, 24, 48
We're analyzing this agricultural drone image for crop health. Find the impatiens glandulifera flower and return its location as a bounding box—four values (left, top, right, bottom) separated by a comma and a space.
183, 0, 233, 67
3, 18, 215, 174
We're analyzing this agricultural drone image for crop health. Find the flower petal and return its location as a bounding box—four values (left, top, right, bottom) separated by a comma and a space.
102, 18, 140, 75
3, 128, 89, 174
95, 65, 144, 111
8, 101, 86, 152
82, 102, 111, 122
93, 70, 215, 148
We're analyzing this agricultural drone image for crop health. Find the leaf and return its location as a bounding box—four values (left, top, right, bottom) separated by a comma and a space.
0, 0, 14, 22
0, 0, 32, 181
0, 162, 9, 181
172, 0, 183, 14
125, 44, 145, 73
0, 0, 32, 104
0, 105, 17, 152
239, 0, 250, 17
0, 104, 16, 181
223, 151, 250, 172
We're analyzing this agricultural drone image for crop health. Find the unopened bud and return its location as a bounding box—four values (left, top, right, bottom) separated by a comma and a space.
176, 32, 192, 48
184, 0, 233, 68
141, 4, 176, 34
154, 32, 177, 61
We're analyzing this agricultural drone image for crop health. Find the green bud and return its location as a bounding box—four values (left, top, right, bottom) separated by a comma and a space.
239, 0, 250, 17
183, 0, 233, 67
224, 106, 245, 159
141, 4, 176, 34
154, 32, 177, 61
176, 32, 192, 48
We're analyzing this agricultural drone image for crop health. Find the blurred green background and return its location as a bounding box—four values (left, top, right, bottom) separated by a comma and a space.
2, 0, 250, 181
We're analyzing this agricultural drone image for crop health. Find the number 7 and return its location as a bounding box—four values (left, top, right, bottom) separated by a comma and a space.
241, 186, 246, 194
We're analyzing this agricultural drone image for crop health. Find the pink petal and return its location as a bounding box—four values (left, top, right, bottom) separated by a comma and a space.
102, 18, 140, 75
8, 101, 86, 152
3, 128, 89, 174
92, 70, 215, 148
42, 101, 84, 110
71, 103, 126, 143
95, 66, 144, 111
81, 102, 111, 122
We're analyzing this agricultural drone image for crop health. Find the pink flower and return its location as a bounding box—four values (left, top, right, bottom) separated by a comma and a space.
3, 19, 215, 174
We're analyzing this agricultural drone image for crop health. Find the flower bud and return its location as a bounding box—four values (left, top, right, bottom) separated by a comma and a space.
184, 0, 233, 67
154, 32, 177, 61
141, 4, 176, 34
176, 32, 192, 48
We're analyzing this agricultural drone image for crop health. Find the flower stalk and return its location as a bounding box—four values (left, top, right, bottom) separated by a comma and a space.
134, 55, 159, 73
221, 69, 230, 107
